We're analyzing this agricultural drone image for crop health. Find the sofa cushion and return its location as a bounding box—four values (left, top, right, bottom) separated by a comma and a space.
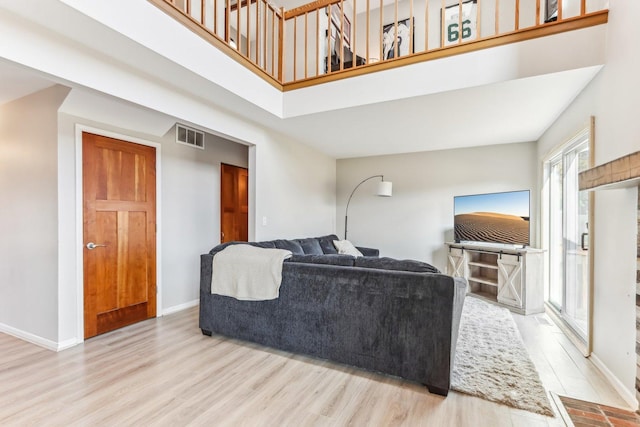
333, 240, 364, 257
273, 239, 305, 255
354, 257, 441, 274
296, 238, 324, 255
252, 241, 277, 249
287, 254, 356, 266
317, 235, 339, 254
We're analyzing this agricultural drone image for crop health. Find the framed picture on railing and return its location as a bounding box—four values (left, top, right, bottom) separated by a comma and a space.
441, 0, 478, 47
328, 4, 351, 47
382, 18, 414, 60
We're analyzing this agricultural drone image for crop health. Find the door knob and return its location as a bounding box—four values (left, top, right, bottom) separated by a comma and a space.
86, 242, 107, 250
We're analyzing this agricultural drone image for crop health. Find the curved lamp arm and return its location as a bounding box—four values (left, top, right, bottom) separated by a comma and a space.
345, 175, 392, 240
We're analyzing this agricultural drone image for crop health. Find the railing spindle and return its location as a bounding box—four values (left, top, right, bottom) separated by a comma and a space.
515, 0, 520, 30
424, 0, 428, 51
353, 0, 357, 67
304, 12, 309, 79
278, 8, 284, 81
441, 0, 445, 47
247, 0, 251, 58
409, 0, 413, 55
316, 10, 320, 76
256, 0, 260, 63
340, 0, 344, 71
187, 0, 191, 15
558, 0, 563, 20
201, 0, 205, 24
379, 0, 383, 60
535, 0, 540, 25
327, 5, 332, 73
271, 8, 275, 74
214, 0, 218, 36
458, 0, 462, 44
580, 0, 585, 16
263, 1, 268, 69
293, 17, 298, 79
236, 0, 241, 52
394, 0, 398, 57
366, 0, 370, 62
226, 0, 231, 42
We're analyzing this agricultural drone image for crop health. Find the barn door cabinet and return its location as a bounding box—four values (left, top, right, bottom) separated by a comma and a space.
446, 242, 544, 315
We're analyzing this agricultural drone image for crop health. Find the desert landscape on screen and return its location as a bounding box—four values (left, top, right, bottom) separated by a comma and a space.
454, 212, 530, 245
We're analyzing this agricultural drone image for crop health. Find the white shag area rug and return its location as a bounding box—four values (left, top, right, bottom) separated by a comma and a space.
451, 296, 555, 416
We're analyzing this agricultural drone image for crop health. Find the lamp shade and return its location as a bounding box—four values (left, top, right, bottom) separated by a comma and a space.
376, 181, 393, 197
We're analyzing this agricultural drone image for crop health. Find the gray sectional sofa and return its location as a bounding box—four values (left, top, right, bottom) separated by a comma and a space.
199, 234, 466, 396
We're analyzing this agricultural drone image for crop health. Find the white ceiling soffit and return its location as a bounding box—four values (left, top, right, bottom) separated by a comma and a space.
0, 60, 55, 106
276, 66, 602, 158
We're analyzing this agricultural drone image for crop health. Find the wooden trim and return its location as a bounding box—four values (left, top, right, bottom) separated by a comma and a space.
278, 8, 284, 81
315, 10, 319, 76
285, 0, 341, 20
284, 10, 608, 91
147, 0, 283, 89
558, 0, 563, 21
230, 0, 256, 13
579, 150, 640, 191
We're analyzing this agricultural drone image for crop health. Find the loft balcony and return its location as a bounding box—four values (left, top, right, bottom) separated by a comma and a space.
150, 0, 608, 90
0, 0, 608, 157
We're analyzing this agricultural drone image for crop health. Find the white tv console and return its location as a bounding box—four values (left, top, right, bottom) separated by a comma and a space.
446, 242, 545, 315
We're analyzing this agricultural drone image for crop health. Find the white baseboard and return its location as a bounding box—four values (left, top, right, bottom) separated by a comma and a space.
162, 299, 199, 316
589, 352, 638, 410
0, 322, 75, 352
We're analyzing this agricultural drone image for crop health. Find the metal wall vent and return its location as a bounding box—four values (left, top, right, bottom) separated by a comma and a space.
176, 124, 205, 149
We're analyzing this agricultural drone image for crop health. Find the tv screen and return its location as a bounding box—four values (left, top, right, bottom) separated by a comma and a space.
454, 190, 530, 246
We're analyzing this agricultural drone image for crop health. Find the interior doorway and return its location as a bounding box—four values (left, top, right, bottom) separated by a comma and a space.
82, 132, 157, 339
220, 163, 248, 243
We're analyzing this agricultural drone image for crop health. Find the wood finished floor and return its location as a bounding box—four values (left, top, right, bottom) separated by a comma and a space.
0, 306, 630, 426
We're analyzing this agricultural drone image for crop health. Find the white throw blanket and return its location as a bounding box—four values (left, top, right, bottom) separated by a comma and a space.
211, 244, 292, 301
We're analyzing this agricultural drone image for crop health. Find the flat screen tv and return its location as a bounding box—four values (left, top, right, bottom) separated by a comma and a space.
454, 190, 530, 247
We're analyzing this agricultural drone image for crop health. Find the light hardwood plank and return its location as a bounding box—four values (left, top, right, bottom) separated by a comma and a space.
0, 305, 629, 426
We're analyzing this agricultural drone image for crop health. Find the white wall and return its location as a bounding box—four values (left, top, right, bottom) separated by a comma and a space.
253, 132, 336, 240
56, 108, 249, 340
52, 87, 336, 346
0, 85, 69, 345
337, 142, 537, 270
537, 0, 640, 404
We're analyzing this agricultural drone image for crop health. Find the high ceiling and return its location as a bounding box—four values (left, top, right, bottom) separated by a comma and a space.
0, 1, 604, 160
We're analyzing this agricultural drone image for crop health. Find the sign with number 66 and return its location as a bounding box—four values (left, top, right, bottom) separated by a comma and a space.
443, 0, 478, 46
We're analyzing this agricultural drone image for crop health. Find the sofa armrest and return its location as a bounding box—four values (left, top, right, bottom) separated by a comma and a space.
356, 246, 379, 257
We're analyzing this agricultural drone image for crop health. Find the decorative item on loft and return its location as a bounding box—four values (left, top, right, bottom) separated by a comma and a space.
382, 18, 414, 59
344, 175, 392, 239
441, 0, 478, 47
545, 0, 558, 22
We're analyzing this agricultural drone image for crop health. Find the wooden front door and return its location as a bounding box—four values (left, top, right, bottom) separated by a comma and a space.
83, 132, 157, 339
220, 163, 248, 243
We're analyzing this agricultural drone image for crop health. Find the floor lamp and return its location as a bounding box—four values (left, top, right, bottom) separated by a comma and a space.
344, 175, 392, 240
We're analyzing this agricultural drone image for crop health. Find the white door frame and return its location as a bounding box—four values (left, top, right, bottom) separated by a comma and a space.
74, 124, 162, 342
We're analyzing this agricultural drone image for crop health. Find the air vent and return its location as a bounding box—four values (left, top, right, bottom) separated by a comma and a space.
176, 124, 205, 149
